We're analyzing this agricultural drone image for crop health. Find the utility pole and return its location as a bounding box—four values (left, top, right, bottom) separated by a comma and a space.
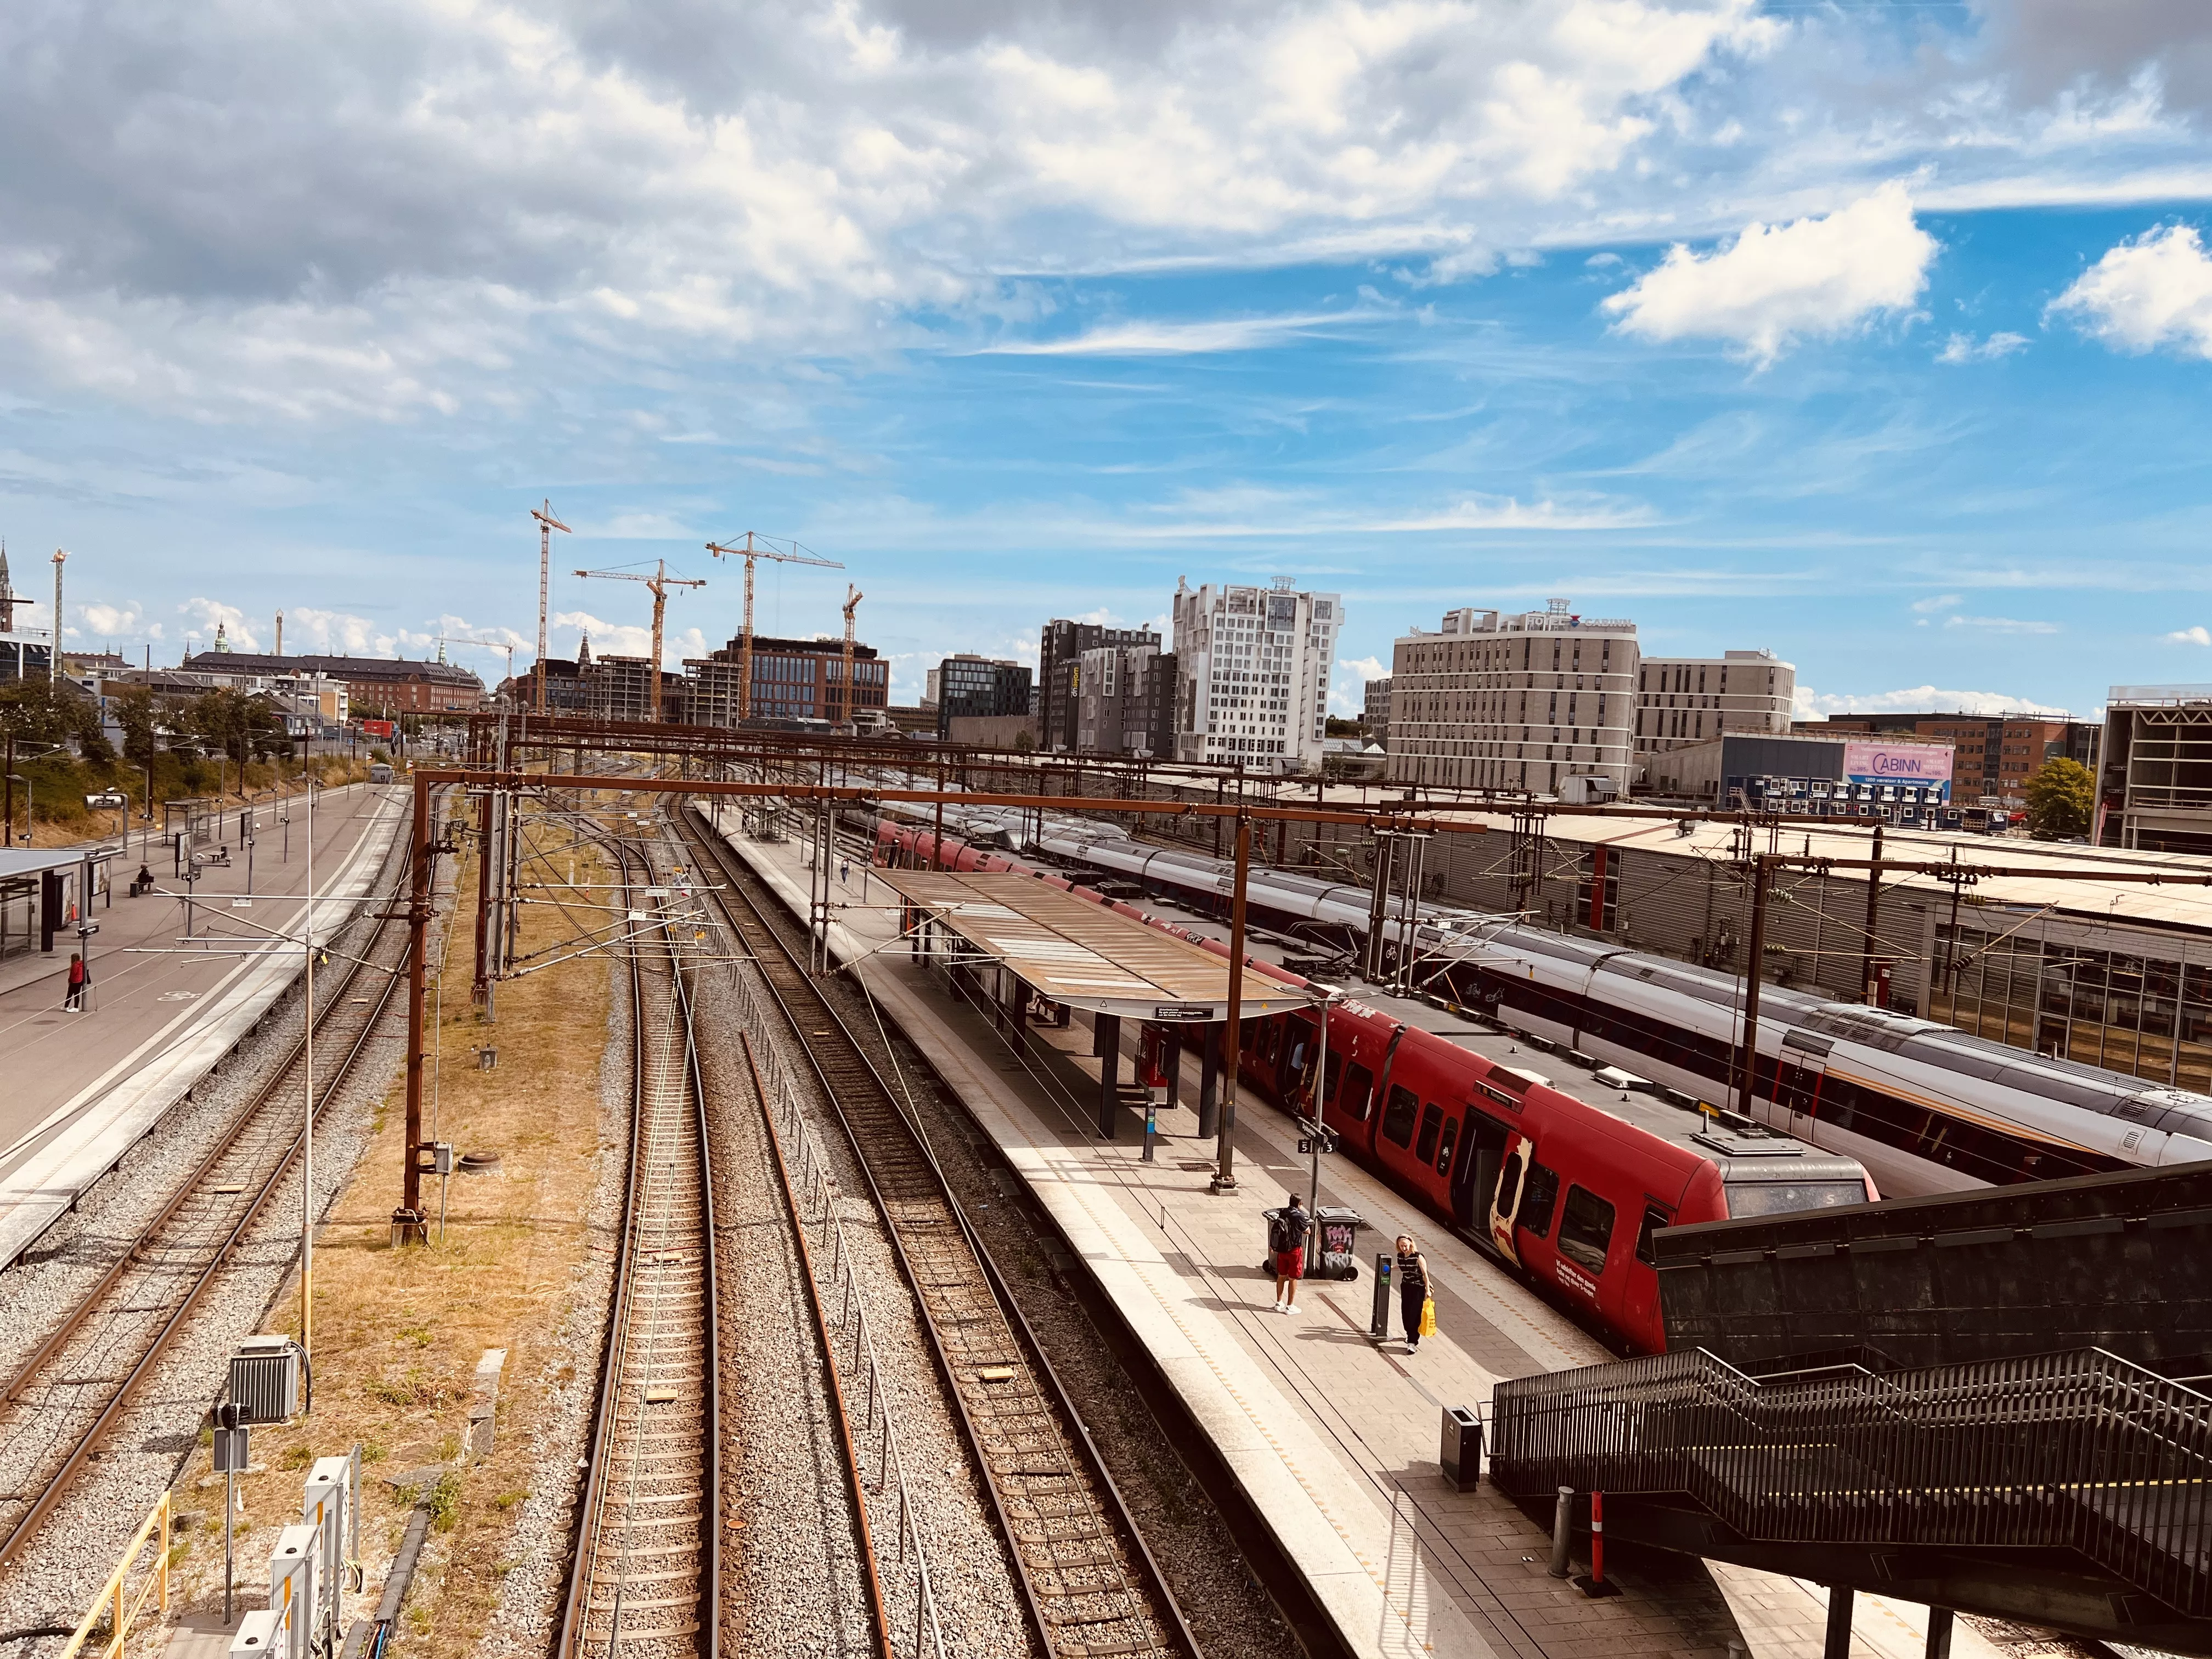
704, 532, 842, 723
1212, 812, 1251, 1193
572, 561, 704, 721
1861, 819, 1886, 1006
1731, 854, 1773, 1119
531, 500, 572, 715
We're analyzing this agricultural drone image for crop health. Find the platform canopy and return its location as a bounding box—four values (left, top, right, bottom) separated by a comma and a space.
880, 870, 1317, 1023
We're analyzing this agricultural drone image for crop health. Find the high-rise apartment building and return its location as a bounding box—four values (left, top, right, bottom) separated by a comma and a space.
1363, 676, 1392, 735
1075, 642, 1177, 757
1170, 578, 1340, 772
1039, 619, 1159, 751
1385, 600, 1638, 795
1635, 650, 1795, 754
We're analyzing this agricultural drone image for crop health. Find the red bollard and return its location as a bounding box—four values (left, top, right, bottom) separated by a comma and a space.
1576, 1489, 1621, 1598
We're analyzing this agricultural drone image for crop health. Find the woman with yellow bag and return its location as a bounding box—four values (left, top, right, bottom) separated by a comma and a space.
1395, 1234, 1435, 1354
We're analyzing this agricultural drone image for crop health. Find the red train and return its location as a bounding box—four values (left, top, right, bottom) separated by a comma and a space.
866, 816, 1876, 1355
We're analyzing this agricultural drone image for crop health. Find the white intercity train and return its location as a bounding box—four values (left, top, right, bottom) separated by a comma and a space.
877, 799, 2212, 1199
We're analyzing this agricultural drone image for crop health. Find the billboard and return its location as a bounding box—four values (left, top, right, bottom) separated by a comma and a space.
359, 718, 394, 739
1843, 740, 1953, 798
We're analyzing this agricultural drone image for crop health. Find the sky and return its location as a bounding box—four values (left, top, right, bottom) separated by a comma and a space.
9, 1, 2212, 719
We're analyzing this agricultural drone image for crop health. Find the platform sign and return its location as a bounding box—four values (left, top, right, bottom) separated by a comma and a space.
1843, 740, 1954, 804
1153, 1005, 1211, 1022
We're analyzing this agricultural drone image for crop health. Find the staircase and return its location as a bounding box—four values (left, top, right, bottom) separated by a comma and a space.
1491, 1347, 2212, 1618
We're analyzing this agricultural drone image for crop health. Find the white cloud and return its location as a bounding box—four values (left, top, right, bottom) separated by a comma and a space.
76, 601, 161, 641
1910, 594, 1962, 614
1942, 613, 2059, 634
1936, 330, 2029, 364
1600, 183, 1937, 365
2049, 222, 2212, 357
283, 607, 383, 654
1339, 655, 1388, 683
2168, 625, 2212, 645
552, 609, 709, 667
1795, 684, 2072, 719
179, 597, 259, 653
976, 312, 1381, 357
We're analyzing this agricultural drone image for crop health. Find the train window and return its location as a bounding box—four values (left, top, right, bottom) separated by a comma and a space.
1518, 1163, 1561, 1239
1634, 1204, 1673, 1267
1381, 1086, 1419, 1148
1495, 1152, 1523, 1217
1435, 1116, 1458, 1176
1414, 1104, 1443, 1164
1341, 1062, 1375, 1121
1557, 1186, 1616, 1274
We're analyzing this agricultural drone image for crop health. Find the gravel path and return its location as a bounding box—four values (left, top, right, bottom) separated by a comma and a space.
0, 812, 421, 1649
690, 958, 874, 1659
697, 910, 1042, 1659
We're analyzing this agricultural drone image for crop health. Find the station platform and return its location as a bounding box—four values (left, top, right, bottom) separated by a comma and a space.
0, 783, 403, 1266
704, 808, 2004, 1659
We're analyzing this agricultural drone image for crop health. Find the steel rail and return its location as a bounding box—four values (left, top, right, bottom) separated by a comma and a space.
737, 1031, 896, 1659
676, 805, 1200, 1659
556, 831, 719, 1659
0, 794, 424, 1570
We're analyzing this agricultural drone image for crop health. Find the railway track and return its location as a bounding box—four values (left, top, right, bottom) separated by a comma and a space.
676, 804, 1199, 1659
0, 796, 417, 1567
559, 837, 721, 1659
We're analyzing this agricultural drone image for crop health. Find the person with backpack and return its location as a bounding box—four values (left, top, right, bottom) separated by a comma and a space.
1270, 1193, 1312, 1314
1396, 1233, 1432, 1352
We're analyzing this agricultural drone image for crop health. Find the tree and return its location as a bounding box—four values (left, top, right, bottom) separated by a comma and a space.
110, 684, 167, 775
182, 688, 282, 792
0, 677, 111, 760
2025, 757, 2095, 840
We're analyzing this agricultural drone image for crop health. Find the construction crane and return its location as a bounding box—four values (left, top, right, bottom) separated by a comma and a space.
530, 500, 572, 715
704, 532, 842, 722
838, 584, 864, 729
571, 561, 705, 721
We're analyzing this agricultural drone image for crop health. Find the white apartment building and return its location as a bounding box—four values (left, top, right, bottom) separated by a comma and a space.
1171, 578, 1341, 772
1635, 650, 1796, 754
1386, 600, 1639, 795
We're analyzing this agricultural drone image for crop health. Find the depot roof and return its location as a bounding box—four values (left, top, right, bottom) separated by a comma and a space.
879, 870, 1316, 1022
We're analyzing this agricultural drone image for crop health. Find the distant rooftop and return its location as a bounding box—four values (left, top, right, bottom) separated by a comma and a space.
2110, 685, 2212, 707
179, 651, 483, 687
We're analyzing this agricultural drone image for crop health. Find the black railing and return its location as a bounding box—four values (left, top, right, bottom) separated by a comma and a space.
1491, 1346, 2212, 1616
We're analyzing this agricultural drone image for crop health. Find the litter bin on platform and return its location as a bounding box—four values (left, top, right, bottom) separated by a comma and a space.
1310, 1206, 1363, 1280
1440, 1406, 1482, 1491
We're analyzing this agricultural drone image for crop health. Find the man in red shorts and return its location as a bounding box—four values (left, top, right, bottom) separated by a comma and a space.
1270, 1193, 1311, 1314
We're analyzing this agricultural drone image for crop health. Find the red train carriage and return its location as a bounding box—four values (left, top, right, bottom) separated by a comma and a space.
864, 815, 1875, 1354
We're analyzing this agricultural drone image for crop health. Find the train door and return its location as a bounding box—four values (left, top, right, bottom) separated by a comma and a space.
1620, 1201, 1674, 1353
1487, 1131, 1528, 1265
1453, 1110, 1510, 1233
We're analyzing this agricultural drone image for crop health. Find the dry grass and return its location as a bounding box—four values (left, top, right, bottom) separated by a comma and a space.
160, 798, 623, 1659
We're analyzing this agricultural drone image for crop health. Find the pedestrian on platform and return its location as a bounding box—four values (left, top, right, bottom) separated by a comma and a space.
64, 952, 89, 1013
1396, 1233, 1432, 1352
1270, 1193, 1311, 1314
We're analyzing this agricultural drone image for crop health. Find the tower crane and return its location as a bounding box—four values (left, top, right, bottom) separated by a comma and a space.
571, 561, 706, 721
838, 584, 864, 729
703, 532, 842, 722
529, 500, 572, 714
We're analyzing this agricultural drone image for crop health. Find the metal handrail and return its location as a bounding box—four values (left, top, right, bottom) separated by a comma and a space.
1492, 1346, 2212, 1616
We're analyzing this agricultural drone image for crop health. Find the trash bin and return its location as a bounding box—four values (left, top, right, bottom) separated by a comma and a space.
1440, 1406, 1482, 1491
1312, 1206, 1363, 1281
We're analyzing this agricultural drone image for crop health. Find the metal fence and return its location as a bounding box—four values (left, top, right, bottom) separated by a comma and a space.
1491, 1346, 2212, 1617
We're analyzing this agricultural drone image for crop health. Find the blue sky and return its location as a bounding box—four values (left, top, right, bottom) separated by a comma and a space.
8, 1, 2212, 718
